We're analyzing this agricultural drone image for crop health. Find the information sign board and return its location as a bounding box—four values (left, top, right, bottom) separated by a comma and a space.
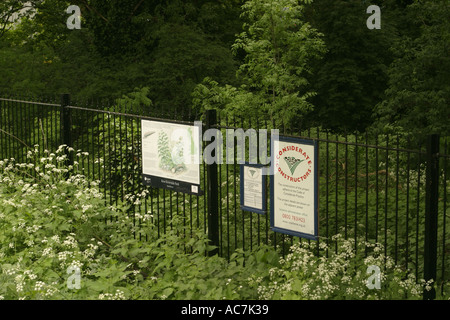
240, 163, 267, 214
141, 120, 202, 195
270, 136, 318, 240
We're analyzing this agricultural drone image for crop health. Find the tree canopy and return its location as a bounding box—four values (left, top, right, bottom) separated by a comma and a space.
0, 0, 448, 135
193, 0, 326, 130
372, 0, 450, 136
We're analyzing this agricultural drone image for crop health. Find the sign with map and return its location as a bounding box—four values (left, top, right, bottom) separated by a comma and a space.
270, 136, 318, 240
141, 120, 202, 195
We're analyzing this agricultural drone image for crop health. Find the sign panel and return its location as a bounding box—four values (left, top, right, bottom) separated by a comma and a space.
240, 163, 267, 214
141, 120, 202, 195
270, 136, 318, 240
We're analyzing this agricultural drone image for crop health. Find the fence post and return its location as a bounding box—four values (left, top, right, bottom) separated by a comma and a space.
423, 134, 439, 300
205, 109, 219, 256
60, 94, 74, 170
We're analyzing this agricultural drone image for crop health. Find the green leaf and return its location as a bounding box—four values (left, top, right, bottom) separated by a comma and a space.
162, 287, 174, 298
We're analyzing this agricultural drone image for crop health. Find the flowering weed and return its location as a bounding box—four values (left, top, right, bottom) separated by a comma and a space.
0, 145, 447, 300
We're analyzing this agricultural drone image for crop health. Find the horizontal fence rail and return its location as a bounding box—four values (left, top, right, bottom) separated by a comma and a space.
0, 96, 448, 299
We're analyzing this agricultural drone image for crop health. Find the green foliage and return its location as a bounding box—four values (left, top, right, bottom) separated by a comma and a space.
373, 0, 450, 137
86, 89, 146, 201
0, 145, 269, 300
0, 1, 41, 39
193, 0, 326, 129
0, 145, 448, 300
304, 0, 394, 133
1, 0, 449, 301
259, 235, 432, 300
0, 0, 241, 109
1, 0, 448, 134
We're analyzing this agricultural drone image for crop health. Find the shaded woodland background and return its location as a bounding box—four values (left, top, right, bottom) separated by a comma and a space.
0, 0, 448, 136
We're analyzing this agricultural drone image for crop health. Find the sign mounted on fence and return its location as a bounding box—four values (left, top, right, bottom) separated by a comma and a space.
270, 136, 319, 240
240, 163, 267, 214
141, 120, 202, 195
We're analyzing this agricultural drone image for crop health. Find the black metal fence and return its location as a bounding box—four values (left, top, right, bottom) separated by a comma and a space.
0, 95, 448, 299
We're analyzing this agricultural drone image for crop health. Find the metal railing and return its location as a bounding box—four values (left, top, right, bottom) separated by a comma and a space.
0, 95, 448, 299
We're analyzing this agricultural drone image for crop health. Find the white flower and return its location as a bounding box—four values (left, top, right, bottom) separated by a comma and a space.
81, 204, 92, 213
42, 247, 53, 257
99, 290, 126, 300
35, 281, 46, 291
16, 283, 24, 292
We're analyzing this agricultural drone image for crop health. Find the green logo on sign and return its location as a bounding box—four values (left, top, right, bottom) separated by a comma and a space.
284, 157, 304, 175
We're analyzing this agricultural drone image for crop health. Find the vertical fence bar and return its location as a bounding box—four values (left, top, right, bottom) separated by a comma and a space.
395, 135, 400, 265
441, 139, 448, 296
375, 135, 379, 243
112, 103, 118, 205
335, 134, 339, 253
18, 100, 24, 161
325, 131, 329, 257
234, 116, 239, 252
226, 116, 231, 259
0, 100, 4, 159
218, 127, 223, 255
354, 134, 358, 252
60, 94, 73, 170
344, 134, 348, 240
205, 109, 219, 256
415, 143, 422, 281
405, 137, 411, 272
423, 134, 440, 300
240, 116, 245, 254
365, 132, 369, 257
6, 101, 11, 158
384, 136, 389, 264
12, 100, 18, 158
